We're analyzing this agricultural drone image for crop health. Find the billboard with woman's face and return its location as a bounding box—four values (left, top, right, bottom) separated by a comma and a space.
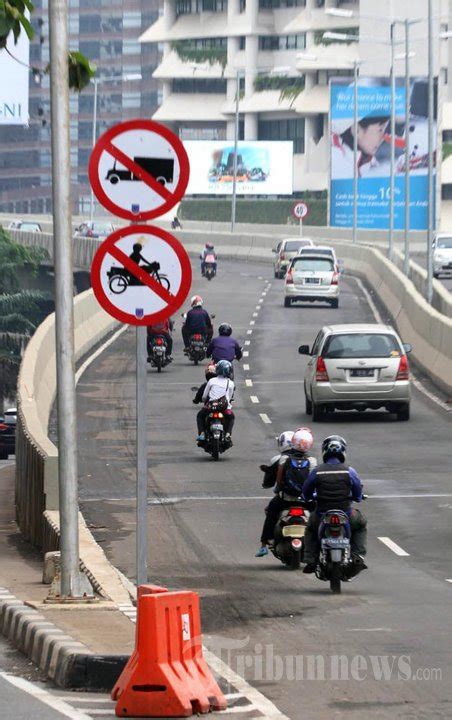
330, 77, 436, 230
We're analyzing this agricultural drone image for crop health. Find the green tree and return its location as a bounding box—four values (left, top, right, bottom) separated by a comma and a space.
0, 228, 49, 404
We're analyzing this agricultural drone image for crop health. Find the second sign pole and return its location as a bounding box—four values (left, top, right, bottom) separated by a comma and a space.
136, 324, 148, 586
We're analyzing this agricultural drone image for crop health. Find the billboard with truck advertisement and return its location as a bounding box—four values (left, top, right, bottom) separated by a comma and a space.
330, 77, 436, 230
184, 140, 293, 195
0, 29, 30, 126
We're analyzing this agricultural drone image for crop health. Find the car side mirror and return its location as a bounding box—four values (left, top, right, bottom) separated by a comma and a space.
403, 343, 412, 354
298, 345, 310, 355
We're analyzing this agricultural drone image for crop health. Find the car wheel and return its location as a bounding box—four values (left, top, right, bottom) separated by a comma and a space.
284, 297, 291, 308
396, 403, 410, 421
331, 299, 339, 309
312, 401, 325, 422
0, 450, 8, 460
305, 390, 312, 416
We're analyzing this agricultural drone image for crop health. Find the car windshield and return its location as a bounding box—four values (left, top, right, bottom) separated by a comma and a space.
284, 241, 303, 252
436, 238, 452, 249
322, 333, 401, 359
292, 258, 334, 273
20, 223, 40, 231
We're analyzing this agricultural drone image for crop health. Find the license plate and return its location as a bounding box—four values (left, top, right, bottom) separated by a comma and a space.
322, 537, 349, 547
210, 423, 223, 432
304, 277, 320, 284
350, 368, 374, 377
282, 526, 305, 538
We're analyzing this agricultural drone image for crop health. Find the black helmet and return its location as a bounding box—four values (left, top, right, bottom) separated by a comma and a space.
321, 435, 347, 463
219, 323, 232, 336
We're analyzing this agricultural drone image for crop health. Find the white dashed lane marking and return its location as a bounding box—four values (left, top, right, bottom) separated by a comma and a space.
243, 351, 249, 357
378, 537, 410, 557
244, 341, 251, 346
243, 364, 250, 371
259, 413, 272, 424
245, 379, 253, 387
247, 330, 253, 335
250, 396, 260, 404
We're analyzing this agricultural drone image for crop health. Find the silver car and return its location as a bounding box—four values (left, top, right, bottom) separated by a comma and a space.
299, 324, 412, 421
284, 254, 340, 308
273, 238, 314, 278
433, 233, 452, 277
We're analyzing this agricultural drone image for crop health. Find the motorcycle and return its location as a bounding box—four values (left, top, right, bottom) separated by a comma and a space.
270, 503, 310, 570
204, 254, 217, 281
147, 335, 170, 373
188, 333, 207, 365
316, 509, 354, 594
193, 393, 232, 461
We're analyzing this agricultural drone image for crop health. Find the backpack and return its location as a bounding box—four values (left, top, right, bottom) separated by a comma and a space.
282, 455, 311, 497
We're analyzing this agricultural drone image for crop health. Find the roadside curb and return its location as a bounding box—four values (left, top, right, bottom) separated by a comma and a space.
0, 587, 127, 689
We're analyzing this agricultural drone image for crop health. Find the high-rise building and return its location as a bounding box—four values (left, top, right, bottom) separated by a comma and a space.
0, 0, 160, 215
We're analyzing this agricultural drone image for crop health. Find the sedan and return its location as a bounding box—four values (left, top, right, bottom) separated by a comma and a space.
299, 324, 412, 421
7, 220, 42, 232
433, 234, 452, 278
273, 238, 314, 278
284, 255, 339, 308
0, 408, 17, 459
75, 221, 116, 239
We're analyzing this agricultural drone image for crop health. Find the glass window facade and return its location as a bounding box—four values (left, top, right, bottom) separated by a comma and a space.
259, 0, 305, 7
259, 34, 306, 50
172, 78, 227, 93
258, 117, 305, 154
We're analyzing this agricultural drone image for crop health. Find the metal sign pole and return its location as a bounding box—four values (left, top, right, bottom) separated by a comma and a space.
299, 217, 303, 236
136, 325, 148, 586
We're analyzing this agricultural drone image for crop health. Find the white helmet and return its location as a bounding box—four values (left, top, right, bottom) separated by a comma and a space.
191, 295, 203, 308
277, 431, 294, 453
291, 427, 314, 452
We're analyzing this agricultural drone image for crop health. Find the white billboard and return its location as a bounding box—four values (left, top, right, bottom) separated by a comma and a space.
184, 141, 293, 195
0, 29, 30, 126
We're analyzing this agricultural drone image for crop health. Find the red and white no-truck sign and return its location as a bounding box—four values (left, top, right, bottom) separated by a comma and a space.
88, 119, 190, 222
90, 225, 192, 326
292, 201, 309, 220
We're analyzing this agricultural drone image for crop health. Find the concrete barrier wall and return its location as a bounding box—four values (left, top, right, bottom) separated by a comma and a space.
15, 289, 120, 548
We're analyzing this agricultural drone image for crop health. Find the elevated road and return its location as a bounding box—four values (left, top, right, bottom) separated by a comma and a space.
77, 260, 452, 719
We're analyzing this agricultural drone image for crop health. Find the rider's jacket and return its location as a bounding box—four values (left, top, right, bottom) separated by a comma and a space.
302, 457, 363, 514
207, 336, 242, 363
185, 307, 212, 335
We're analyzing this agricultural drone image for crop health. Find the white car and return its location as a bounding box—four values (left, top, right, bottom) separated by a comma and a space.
297, 245, 338, 267
7, 220, 42, 232
433, 234, 452, 277
284, 254, 340, 308
273, 238, 314, 278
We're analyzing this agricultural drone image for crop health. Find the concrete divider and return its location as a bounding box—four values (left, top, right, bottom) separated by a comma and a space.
15, 289, 120, 549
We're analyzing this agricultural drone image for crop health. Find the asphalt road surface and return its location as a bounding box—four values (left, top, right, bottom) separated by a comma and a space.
77, 259, 452, 720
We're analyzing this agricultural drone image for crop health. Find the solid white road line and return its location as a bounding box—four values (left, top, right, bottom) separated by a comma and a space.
353, 276, 452, 414
0, 672, 93, 720
378, 537, 410, 557
259, 413, 272, 424
243, 364, 250, 371
347, 628, 392, 633
250, 396, 259, 403
82, 712, 113, 717
82, 492, 452, 504
223, 705, 260, 714
245, 379, 253, 387
445, 579, 452, 584
75, 326, 127, 385
56, 697, 114, 705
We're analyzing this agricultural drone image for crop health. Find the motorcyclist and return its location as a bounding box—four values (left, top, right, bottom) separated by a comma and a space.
301, 435, 367, 575
197, 359, 235, 442
193, 363, 217, 405
206, 323, 242, 365
255, 428, 317, 558
200, 242, 217, 276
182, 295, 213, 351
147, 318, 173, 361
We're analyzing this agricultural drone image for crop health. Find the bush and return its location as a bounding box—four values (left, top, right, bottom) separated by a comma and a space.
179, 198, 327, 225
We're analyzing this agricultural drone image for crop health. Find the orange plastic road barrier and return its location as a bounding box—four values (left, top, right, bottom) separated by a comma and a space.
112, 585, 169, 702
112, 586, 227, 717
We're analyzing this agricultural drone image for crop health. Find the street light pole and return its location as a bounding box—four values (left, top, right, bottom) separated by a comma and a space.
388, 21, 396, 262
403, 19, 411, 276
89, 77, 98, 223
48, 0, 81, 597
352, 61, 359, 243
427, 0, 435, 304
231, 70, 240, 233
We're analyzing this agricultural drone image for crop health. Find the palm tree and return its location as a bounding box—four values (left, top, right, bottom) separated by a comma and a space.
0, 228, 49, 406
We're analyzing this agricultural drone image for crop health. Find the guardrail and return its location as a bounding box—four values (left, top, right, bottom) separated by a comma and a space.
16, 289, 119, 548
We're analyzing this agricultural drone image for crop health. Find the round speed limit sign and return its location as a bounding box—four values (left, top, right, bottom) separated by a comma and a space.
292, 202, 309, 220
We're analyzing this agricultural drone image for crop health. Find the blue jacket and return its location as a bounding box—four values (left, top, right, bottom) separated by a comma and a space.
207, 336, 242, 363
302, 457, 363, 514
185, 307, 212, 334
